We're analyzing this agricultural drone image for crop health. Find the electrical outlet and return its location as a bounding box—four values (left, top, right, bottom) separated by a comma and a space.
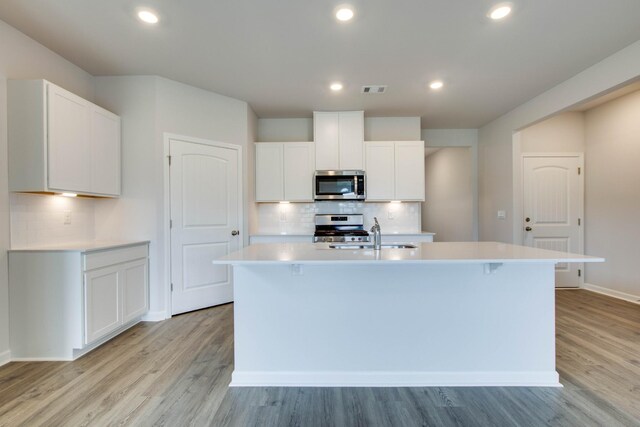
388, 210, 395, 220
63, 210, 71, 225
291, 264, 303, 276
279, 211, 287, 222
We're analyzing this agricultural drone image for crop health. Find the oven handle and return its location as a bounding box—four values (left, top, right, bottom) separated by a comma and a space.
354, 176, 358, 196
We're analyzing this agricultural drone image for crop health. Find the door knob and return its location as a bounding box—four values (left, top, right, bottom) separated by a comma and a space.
525, 227, 532, 232
231, 230, 240, 236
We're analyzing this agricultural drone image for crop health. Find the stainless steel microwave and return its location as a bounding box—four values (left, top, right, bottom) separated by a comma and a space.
314, 170, 366, 201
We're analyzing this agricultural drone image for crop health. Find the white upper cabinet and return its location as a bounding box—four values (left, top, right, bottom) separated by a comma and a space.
255, 142, 315, 202
255, 143, 284, 202
365, 141, 425, 201
365, 142, 395, 200
394, 141, 425, 201
8, 79, 121, 197
90, 106, 121, 196
314, 111, 364, 170
284, 143, 315, 201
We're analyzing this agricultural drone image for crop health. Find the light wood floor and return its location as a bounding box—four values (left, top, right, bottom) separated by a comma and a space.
1, 290, 639, 426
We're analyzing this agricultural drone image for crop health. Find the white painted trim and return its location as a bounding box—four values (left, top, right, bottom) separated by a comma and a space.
142, 311, 168, 322
582, 283, 640, 305
0, 350, 10, 366
163, 133, 244, 318
231, 370, 561, 388
11, 357, 72, 362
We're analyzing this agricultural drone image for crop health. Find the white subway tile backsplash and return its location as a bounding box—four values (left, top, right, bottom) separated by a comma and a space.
257, 202, 421, 234
9, 193, 95, 248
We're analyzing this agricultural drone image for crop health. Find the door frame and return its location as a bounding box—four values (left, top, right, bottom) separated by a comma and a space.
518, 152, 585, 283
163, 133, 243, 318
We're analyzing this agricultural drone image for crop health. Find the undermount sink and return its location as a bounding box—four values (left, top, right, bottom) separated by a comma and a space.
329, 244, 417, 250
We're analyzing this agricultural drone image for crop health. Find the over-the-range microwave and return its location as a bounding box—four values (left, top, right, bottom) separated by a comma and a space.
314, 170, 366, 201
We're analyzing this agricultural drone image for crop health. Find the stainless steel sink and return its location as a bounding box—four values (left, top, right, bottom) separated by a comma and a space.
329, 244, 417, 250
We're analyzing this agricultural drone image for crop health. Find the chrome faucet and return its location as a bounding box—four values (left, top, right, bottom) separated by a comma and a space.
371, 217, 382, 250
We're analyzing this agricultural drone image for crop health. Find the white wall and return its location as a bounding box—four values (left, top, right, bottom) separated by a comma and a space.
94, 76, 253, 319
423, 148, 473, 241
0, 19, 95, 363
519, 112, 585, 153
421, 129, 479, 240
258, 118, 312, 142
479, 39, 640, 243
583, 90, 640, 299
364, 117, 421, 141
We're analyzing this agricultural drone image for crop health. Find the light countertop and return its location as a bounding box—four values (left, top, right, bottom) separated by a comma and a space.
214, 241, 604, 265
9, 240, 150, 253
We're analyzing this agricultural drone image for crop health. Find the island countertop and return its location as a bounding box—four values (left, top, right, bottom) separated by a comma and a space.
214, 241, 603, 265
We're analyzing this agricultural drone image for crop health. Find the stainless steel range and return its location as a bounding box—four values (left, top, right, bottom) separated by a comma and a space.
313, 214, 370, 243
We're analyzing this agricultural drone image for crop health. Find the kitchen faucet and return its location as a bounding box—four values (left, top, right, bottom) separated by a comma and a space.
371, 217, 382, 250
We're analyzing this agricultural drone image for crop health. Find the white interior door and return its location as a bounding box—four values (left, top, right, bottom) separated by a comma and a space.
522, 155, 583, 287
170, 139, 242, 315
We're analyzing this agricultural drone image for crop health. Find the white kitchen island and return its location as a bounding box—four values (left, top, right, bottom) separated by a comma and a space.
214, 242, 603, 387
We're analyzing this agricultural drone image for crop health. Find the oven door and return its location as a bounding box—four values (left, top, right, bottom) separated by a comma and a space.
314, 173, 364, 200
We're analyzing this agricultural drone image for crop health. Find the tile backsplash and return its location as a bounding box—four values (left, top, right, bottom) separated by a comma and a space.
10, 193, 95, 248
256, 202, 422, 234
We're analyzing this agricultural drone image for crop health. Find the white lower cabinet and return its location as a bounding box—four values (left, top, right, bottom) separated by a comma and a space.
85, 265, 121, 344
84, 258, 148, 344
9, 242, 149, 360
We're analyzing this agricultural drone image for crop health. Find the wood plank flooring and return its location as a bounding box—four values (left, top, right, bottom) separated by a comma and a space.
0, 290, 639, 426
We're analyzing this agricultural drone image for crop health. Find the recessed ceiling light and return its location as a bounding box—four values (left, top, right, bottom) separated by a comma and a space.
330, 82, 344, 91
429, 80, 444, 90
488, 3, 512, 20
137, 10, 159, 24
335, 6, 354, 21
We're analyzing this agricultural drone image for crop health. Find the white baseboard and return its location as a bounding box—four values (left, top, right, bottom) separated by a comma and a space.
582, 283, 640, 305
0, 350, 10, 367
142, 311, 168, 322
230, 370, 561, 388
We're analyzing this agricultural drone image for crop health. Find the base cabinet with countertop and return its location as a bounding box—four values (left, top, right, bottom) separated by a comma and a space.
8, 242, 149, 360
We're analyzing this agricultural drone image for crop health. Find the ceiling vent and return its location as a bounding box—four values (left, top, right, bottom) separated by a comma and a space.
361, 85, 387, 94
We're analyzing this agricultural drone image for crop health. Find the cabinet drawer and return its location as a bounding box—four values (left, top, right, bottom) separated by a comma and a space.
84, 244, 148, 271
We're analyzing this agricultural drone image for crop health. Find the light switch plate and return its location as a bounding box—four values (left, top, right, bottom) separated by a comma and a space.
497, 210, 506, 220
63, 210, 71, 225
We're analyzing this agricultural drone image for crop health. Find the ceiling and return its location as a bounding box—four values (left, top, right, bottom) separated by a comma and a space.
1, 1, 640, 128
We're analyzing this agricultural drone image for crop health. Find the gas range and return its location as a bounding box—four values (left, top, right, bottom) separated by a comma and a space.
313, 214, 371, 243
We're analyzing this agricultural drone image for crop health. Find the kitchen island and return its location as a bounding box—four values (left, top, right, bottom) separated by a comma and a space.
214, 242, 603, 387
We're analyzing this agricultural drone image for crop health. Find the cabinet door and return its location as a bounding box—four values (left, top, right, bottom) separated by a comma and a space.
121, 259, 149, 324
84, 265, 121, 344
338, 111, 364, 170
47, 84, 92, 193
91, 106, 121, 196
255, 143, 284, 201
314, 112, 340, 170
284, 143, 315, 201
365, 142, 395, 201
395, 141, 425, 201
